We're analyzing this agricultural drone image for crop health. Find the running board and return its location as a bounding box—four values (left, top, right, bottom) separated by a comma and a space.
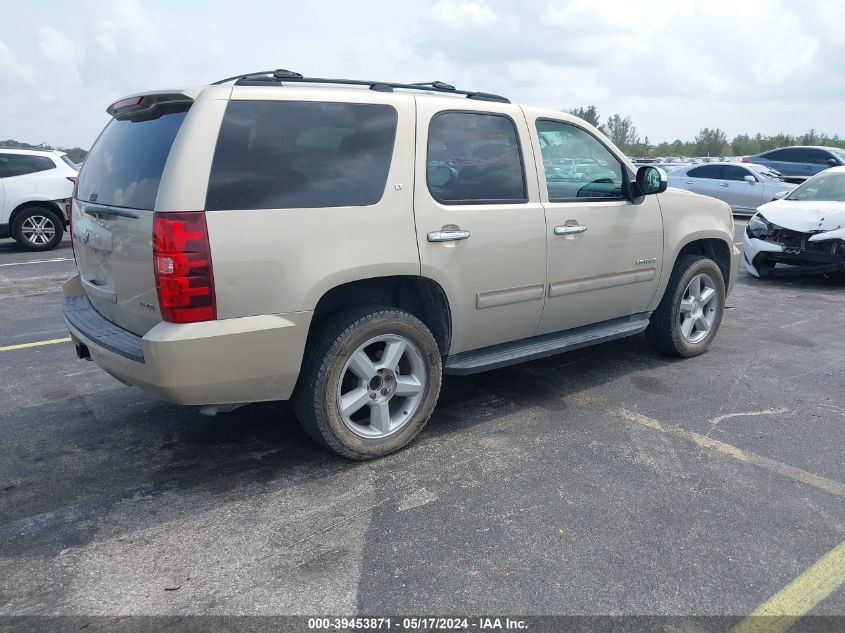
443, 313, 651, 375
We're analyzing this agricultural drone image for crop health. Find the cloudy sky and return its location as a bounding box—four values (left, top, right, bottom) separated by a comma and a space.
2, 0, 843, 149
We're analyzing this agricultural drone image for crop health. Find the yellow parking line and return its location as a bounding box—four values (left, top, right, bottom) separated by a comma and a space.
732, 540, 845, 633
0, 337, 72, 352
569, 394, 845, 498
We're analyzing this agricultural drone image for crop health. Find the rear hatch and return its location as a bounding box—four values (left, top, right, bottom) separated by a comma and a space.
73, 95, 192, 336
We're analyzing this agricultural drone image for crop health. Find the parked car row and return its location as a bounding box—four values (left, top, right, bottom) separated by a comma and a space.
0, 148, 77, 250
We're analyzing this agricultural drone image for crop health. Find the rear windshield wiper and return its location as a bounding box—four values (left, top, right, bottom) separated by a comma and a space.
85, 208, 140, 220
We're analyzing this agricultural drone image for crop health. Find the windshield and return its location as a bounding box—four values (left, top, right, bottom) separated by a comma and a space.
748, 164, 783, 181
831, 148, 845, 163
787, 171, 845, 202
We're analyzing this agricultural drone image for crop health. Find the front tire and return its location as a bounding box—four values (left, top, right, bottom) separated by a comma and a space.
294, 306, 442, 460
646, 255, 726, 357
12, 207, 64, 251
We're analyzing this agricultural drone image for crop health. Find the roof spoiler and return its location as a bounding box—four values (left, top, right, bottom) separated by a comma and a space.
107, 93, 194, 119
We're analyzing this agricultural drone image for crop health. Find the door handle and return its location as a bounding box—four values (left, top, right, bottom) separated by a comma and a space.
554, 224, 587, 235
720, 183, 730, 187
427, 229, 470, 242
685, 180, 694, 184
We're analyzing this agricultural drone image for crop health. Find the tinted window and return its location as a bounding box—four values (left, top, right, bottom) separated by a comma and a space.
207, 101, 397, 211
78, 103, 189, 210
0, 154, 55, 178
535, 119, 624, 200
764, 148, 805, 163
722, 165, 753, 181
804, 149, 833, 165
687, 165, 722, 179
788, 172, 845, 202
427, 112, 526, 204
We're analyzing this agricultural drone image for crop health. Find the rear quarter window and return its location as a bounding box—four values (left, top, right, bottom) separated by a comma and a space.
0, 154, 56, 178
206, 101, 398, 210
76, 103, 190, 210
687, 165, 722, 179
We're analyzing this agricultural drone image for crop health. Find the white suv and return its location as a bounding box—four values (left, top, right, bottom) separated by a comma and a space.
0, 148, 78, 250
64, 70, 739, 459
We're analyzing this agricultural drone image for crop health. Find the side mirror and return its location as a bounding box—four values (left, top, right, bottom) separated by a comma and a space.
428, 165, 455, 188
634, 165, 667, 196
772, 190, 789, 200
744, 175, 756, 184
827, 158, 838, 167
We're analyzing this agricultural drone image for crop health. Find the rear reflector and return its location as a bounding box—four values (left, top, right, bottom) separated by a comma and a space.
153, 212, 216, 323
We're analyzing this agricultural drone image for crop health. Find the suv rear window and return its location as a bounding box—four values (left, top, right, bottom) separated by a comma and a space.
77, 103, 190, 210
206, 101, 398, 210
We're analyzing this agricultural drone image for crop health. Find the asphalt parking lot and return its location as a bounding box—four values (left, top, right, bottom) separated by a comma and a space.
1, 222, 843, 621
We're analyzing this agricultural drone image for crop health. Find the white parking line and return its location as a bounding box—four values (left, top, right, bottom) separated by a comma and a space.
0, 257, 73, 267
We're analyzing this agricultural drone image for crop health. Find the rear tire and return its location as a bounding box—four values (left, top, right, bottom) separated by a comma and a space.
12, 207, 64, 251
293, 306, 442, 460
645, 255, 725, 357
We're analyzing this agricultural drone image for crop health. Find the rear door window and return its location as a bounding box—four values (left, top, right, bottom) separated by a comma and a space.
766, 148, 806, 163
426, 111, 526, 204
687, 165, 723, 179
0, 154, 55, 178
77, 103, 190, 210
206, 101, 398, 210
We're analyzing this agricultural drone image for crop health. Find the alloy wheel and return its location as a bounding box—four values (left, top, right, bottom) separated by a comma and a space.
20, 215, 57, 246
336, 334, 427, 439
678, 272, 719, 343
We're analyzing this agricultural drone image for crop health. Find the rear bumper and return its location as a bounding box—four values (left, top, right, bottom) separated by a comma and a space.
62, 274, 312, 405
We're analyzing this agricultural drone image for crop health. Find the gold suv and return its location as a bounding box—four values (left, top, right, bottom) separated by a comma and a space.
64, 70, 739, 459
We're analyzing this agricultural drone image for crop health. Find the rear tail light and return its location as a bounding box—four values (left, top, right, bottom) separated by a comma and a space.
153, 212, 216, 323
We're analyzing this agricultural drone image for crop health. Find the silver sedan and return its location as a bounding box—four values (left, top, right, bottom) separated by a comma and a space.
667, 162, 796, 215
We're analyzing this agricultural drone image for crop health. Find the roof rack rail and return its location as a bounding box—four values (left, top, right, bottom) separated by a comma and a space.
210, 69, 510, 103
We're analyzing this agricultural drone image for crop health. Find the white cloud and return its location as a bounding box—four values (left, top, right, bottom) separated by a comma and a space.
37, 26, 83, 83
0, 0, 843, 148
431, 1, 500, 29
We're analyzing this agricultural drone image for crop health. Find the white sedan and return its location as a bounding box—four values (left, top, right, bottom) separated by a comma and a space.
667, 162, 796, 216
743, 166, 845, 277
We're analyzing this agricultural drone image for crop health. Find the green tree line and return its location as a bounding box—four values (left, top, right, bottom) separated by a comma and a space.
566, 106, 845, 158
0, 139, 88, 163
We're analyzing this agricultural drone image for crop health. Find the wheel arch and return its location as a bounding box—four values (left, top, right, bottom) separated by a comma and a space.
676, 237, 732, 286
649, 231, 735, 311
309, 275, 452, 356
10, 200, 67, 227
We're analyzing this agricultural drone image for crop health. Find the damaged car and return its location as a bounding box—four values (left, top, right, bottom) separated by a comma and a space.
743, 167, 845, 277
